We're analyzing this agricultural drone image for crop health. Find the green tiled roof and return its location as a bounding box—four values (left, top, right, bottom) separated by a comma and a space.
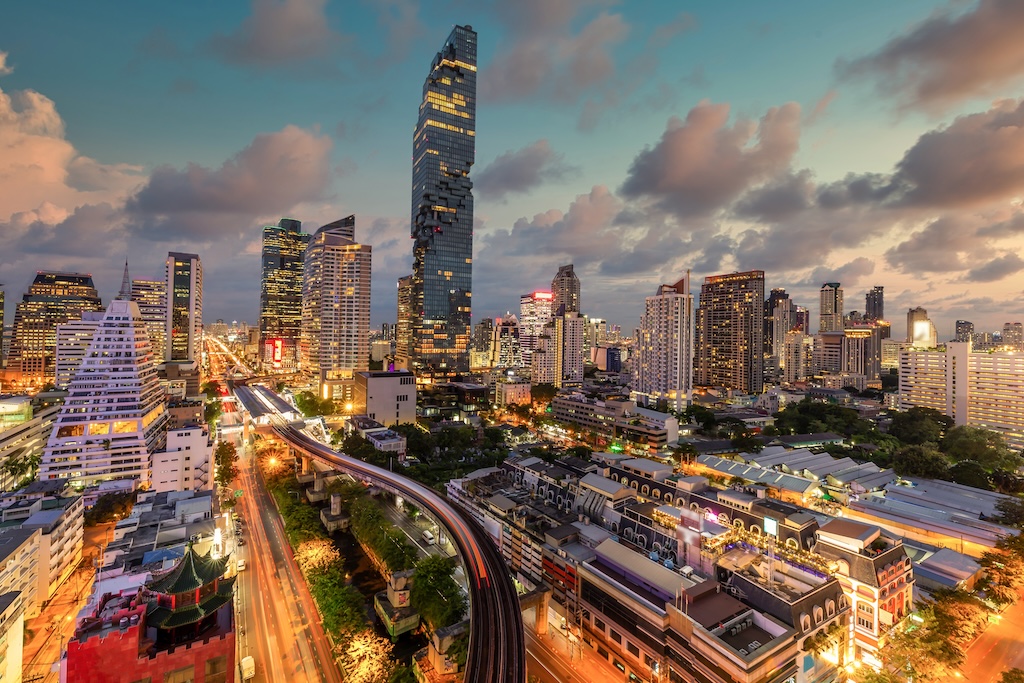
146, 577, 235, 630
147, 545, 229, 595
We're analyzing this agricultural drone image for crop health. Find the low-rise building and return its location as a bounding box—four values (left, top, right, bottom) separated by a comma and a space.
0, 400, 60, 492
0, 528, 42, 619
353, 370, 416, 426
151, 425, 213, 493
8, 495, 85, 602
0, 591, 25, 683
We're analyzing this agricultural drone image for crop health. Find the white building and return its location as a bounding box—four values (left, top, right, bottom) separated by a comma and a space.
519, 291, 553, 363
0, 401, 59, 492
39, 298, 169, 487
0, 528, 41, 618
301, 217, 372, 401
151, 425, 213, 494
530, 332, 556, 385
555, 311, 584, 388
900, 342, 1024, 449
496, 379, 532, 407
0, 591, 25, 683
54, 311, 104, 390
354, 371, 416, 426
632, 277, 694, 412
19, 496, 84, 602
782, 331, 810, 384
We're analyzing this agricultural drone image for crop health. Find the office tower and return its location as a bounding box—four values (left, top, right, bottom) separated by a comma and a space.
633, 276, 694, 412
954, 320, 974, 343
408, 25, 478, 376
130, 278, 167, 363
906, 307, 928, 343
0, 286, 3, 366
0, 326, 10, 369
551, 264, 581, 315
301, 216, 371, 400
764, 288, 789, 357
531, 330, 556, 384
395, 275, 414, 369
793, 306, 810, 333
782, 331, 810, 383
519, 291, 554, 361
1002, 322, 1023, 351
470, 318, 494, 369
770, 299, 798, 377
554, 311, 585, 388
165, 253, 203, 362
39, 298, 168, 487
8, 272, 103, 387
259, 218, 310, 369
865, 286, 884, 321
584, 316, 606, 360
813, 332, 845, 374
911, 313, 937, 349
492, 315, 521, 368
900, 343, 1024, 449
54, 312, 105, 389
844, 325, 883, 380
818, 282, 844, 333
695, 270, 765, 394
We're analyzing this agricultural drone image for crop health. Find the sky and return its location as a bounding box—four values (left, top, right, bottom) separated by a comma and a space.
3, 0, 1024, 340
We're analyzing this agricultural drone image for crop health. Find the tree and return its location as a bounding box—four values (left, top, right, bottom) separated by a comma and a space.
683, 405, 717, 432
994, 497, 1024, 527
411, 555, 467, 630
530, 383, 558, 405
941, 426, 1023, 472
200, 380, 222, 398
1000, 669, 1024, 683
891, 445, 950, 479
978, 533, 1024, 605
731, 432, 764, 453
214, 441, 239, 489
671, 443, 698, 466
947, 460, 991, 490
931, 589, 991, 648
888, 407, 951, 445
869, 605, 963, 682
85, 491, 136, 526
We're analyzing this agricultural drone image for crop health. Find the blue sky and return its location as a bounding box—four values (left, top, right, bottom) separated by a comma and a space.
3, 0, 1024, 339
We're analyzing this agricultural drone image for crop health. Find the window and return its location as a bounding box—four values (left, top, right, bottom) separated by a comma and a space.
205, 656, 228, 683
626, 642, 640, 658
594, 617, 606, 632
610, 629, 622, 644
164, 666, 194, 683
857, 616, 874, 630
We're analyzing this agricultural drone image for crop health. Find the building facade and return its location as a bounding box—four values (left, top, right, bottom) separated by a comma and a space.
818, 283, 844, 333
130, 278, 167, 364
166, 253, 203, 362
54, 312, 104, 390
408, 25, 477, 376
695, 271, 765, 394
551, 264, 581, 315
259, 218, 310, 369
633, 277, 694, 412
864, 286, 884, 322
8, 272, 104, 387
519, 291, 554, 362
353, 371, 417, 426
301, 216, 371, 400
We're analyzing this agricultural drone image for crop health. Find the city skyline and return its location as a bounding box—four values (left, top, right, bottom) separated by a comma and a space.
3, 2, 1024, 336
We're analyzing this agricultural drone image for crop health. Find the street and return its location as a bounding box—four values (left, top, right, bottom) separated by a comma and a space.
959, 597, 1024, 682
235, 452, 342, 683
523, 606, 626, 683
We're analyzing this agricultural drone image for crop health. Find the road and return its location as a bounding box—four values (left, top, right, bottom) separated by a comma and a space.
235, 452, 342, 683
276, 422, 527, 683
959, 596, 1024, 682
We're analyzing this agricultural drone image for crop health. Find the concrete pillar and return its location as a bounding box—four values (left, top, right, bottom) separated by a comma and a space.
313, 474, 325, 492
534, 591, 550, 635
299, 455, 311, 475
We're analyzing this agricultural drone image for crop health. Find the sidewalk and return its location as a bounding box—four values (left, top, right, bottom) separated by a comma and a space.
526, 604, 628, 683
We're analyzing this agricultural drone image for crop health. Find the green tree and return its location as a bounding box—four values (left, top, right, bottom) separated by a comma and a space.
994, 497, 1024, 527
530, 383, 558, 405
411, 555, 467, 630
941, 426, 1023, 472
888, 407, 951, 445
978, 533, 1024, 605
85, 491, 136, 526
214, 441, 239, 488
731, 432, 764, 453
683, 405, 717, 432
200, 380, 222, 398
931, 589, 991, 648
671, 443, 698, 466
947, 460, 992, 490
891, 444, 950, 478
307, 563, 368, 638
1000, 669, 1024, 683
867, 605, 963, 682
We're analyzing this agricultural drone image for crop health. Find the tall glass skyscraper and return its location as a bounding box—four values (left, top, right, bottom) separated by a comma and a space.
408, 25, 477, 375
165, 252, 203, 362
260, 218, 309, 369
695, 270, 765, 394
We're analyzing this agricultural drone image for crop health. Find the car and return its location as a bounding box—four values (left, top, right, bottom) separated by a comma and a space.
237, 559, 246, 571
421, 529, 435, 545
237, 539, 246, 546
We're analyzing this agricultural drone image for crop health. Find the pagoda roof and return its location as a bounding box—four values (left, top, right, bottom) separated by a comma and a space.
147, 545, 229, 595
146, 578, 235, 630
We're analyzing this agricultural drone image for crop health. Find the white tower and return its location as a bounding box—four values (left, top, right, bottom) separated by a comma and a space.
633, 276, 694, 411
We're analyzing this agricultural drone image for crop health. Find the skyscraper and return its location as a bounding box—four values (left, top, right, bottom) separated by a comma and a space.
54, 312, 105, 390
554, 311, 584, 388
165, 253, 203, 362
764, 288, 789, 357
301, 216, 372, 400
408, 25, 477, 376
633, 276, 694, 412
259, 218, 310, 369
955, 320, 974, 343
8, 272, 104, 386
395, 275, 414, 370
1003, 322, 1023, 351
818, 282, 844, 333
695, 271, 765, 394
519, 291, 554, 361
551, 264, 581, 315
39, 298, 168, 487
131, 278, 167, 363
906, 307, 929, 344
865, 286, 884, 322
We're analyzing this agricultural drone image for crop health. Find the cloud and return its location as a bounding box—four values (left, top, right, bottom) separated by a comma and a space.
805, 90, 837, 125
620, 101, 802, 217
209, 0, 344, 68
373, 0, 426, 64
0, 51, 13, 76
125, 125, 332, 238
884, 215, 977, 273
837, 0, 1024, 112
481, 1, 629, 103
965, 253, 1024, 282
648, 12, 697, 49
475, 140, 578, 201
804, 257, 876, 289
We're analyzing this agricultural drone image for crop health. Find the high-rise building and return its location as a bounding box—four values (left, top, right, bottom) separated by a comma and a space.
301, 216, 372, 400
165, 253, 203, 362
551, 264, 581, 315
1002, 322, 1023, 351
955, 320, 974, 343
633, 276, 694, 412
818, 282, 844, 333
519, 291, 554, 361
782, 331, 811, 384
39, 298, 168, 487
470, 318, 494, 369
54, 312, 105, 390
492, 315, 521, 368
844, 324, 883, 380
259, 218, 310, 369
900, 342, 1024, 449
906, 307, 928, 343
395, 275, 414, 370
554, 311, 585, 388
408, 25, 477, 376
770, 298, 799, 378
0, 286, 4, 367
764, 288, 789, 357
813, 332, 845, 375
130, 278, 167, 363
865, 286, 884, 322
695, 271, 765, 394
8, 272, 103, 387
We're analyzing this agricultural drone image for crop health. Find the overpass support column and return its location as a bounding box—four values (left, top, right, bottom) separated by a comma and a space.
534, 591, 550, 636
299, 455, 311, 475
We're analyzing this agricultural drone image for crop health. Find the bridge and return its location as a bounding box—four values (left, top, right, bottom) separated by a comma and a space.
272, 422, 527, 683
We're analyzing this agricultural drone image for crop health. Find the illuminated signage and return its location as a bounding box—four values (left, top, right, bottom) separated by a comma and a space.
763, 517, 778, 537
